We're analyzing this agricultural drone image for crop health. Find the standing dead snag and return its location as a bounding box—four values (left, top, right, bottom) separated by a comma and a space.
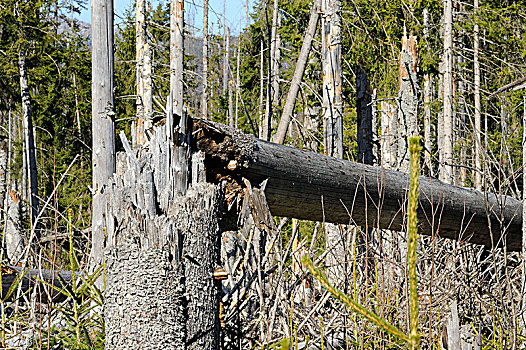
91, 0, 115, 269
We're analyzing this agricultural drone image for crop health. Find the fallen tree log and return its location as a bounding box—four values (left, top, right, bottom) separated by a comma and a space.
194, 119, 522, 251
1, 266, 76, 303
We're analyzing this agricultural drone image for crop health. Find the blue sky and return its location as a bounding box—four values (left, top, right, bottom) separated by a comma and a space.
77, 0, 253, 35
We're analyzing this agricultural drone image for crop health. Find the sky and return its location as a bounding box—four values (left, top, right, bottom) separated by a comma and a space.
77, 0, 253, 35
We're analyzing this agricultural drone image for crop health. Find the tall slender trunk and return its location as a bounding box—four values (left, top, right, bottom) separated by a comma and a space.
274, 0, 320, 144
356, 66, 374, 165
473, 0, 482, 190
91, 0, 116, 267
134, 0, 152, 146
235, 36, 240, 128
259, 40, 265, 138
442, 0, 454, 184
18, 51, 39, 235
222, 23, 229, 95
423, 8, 433, 176
322, 0, 344, 287
201, 0, 208, 119
261, 0, 278, 141
272, 14, 281, 107
227, 27, 234, 127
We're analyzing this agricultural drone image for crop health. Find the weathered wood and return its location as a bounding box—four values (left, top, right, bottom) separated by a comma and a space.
18, 51, 39, 231
1, 266, 76, 303
442, 0, 454, 184
91, 0, 115, 268
194, 120, 523, 251
201, 0, 209, 119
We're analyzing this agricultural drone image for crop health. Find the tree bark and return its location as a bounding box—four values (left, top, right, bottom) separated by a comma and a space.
135, 0, 146, 145
201, 0, 209, 119
397, 30, 419, 172
18, 51, 39, 232
194, 120, 523, 251
321, 0, 343, 159
423, 8, 433, 176
273, 0, 320, 144
91, 0, 115, 268
5, 190, 24, 264
473, 0, 482, 190
442, 0, 454, 184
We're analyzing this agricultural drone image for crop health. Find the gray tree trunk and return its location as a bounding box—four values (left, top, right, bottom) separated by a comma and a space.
442, 0, 454, 184
423, 8, 433, 176
91, 0, 115, 268
321, 0, 344, 286
227, 28, 234, 127
473, 0, 482, 190
259, 40, 265, 138
134, 0, 146, 146
201, 0, 209, 119
272, 14, 281, 108
380, 101, 397, 170
0, 138, 6, 229
261, 0, 279, 141
396, 30, 419, 171
18, 51, 39, 232
235, 38, 240, 127
273, 0, 320, 144
223, 23, 229, 95
321, 0, 343, 159
195, 119, 523, 251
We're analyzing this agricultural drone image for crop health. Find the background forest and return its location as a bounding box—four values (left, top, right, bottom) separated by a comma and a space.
0, 0, 526, 348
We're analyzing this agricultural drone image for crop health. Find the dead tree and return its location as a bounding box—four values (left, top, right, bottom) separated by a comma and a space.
194, 119, 523, 251
473, 0, 482, 189
356, 66, 374, 165
91, 0, 115, 268
18, 51, 39, 232
274, 0, 321, 144
396, 30, 419, 171
442, 0, 454, 184
202, 0, 209, 119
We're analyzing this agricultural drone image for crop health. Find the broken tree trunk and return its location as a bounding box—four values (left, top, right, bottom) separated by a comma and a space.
273, 0, 321, 144
194, 120, 523, 251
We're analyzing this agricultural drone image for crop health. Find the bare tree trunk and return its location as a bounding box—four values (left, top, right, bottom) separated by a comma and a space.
423, 8, 433, 176
321, 0, 344, 286
0, 138, 6, 228
321, 0, 343, 159
272, 14, 281, 107
356, 66, 374, 165
259, 40, 265, 138
442, 0, 454, 184
227, 28, 234, 127
261, 0, 279, 141
223, 24, 229, 95
201, 0, 208, 119
522, 93, 526, 328
18, 51, 39, 232
396, 29, 419, 172
473, 0, 482, 190
91, 0, 115, 268
134, 0, 146, 146
235, 36, 240, 128
171, 0, 184, 127
380, 101, 397, 170
274, 0, 320, 144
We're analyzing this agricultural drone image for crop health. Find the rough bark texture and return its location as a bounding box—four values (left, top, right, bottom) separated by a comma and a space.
442, 0, 454, 184
201, 0, 209, 119
18, 51, 39, 230
0, 139, 6, 227
473, 0, 482, 190
91, 0, 115, 267
380, 101, 397, 170
182, 183, 222, 350
171, 0, 184, 123
423, 8, 433, 176
396, 31, 419, 171
321, 0, 343, 159
273, 0, 320, 144
194, 119, 523, 251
